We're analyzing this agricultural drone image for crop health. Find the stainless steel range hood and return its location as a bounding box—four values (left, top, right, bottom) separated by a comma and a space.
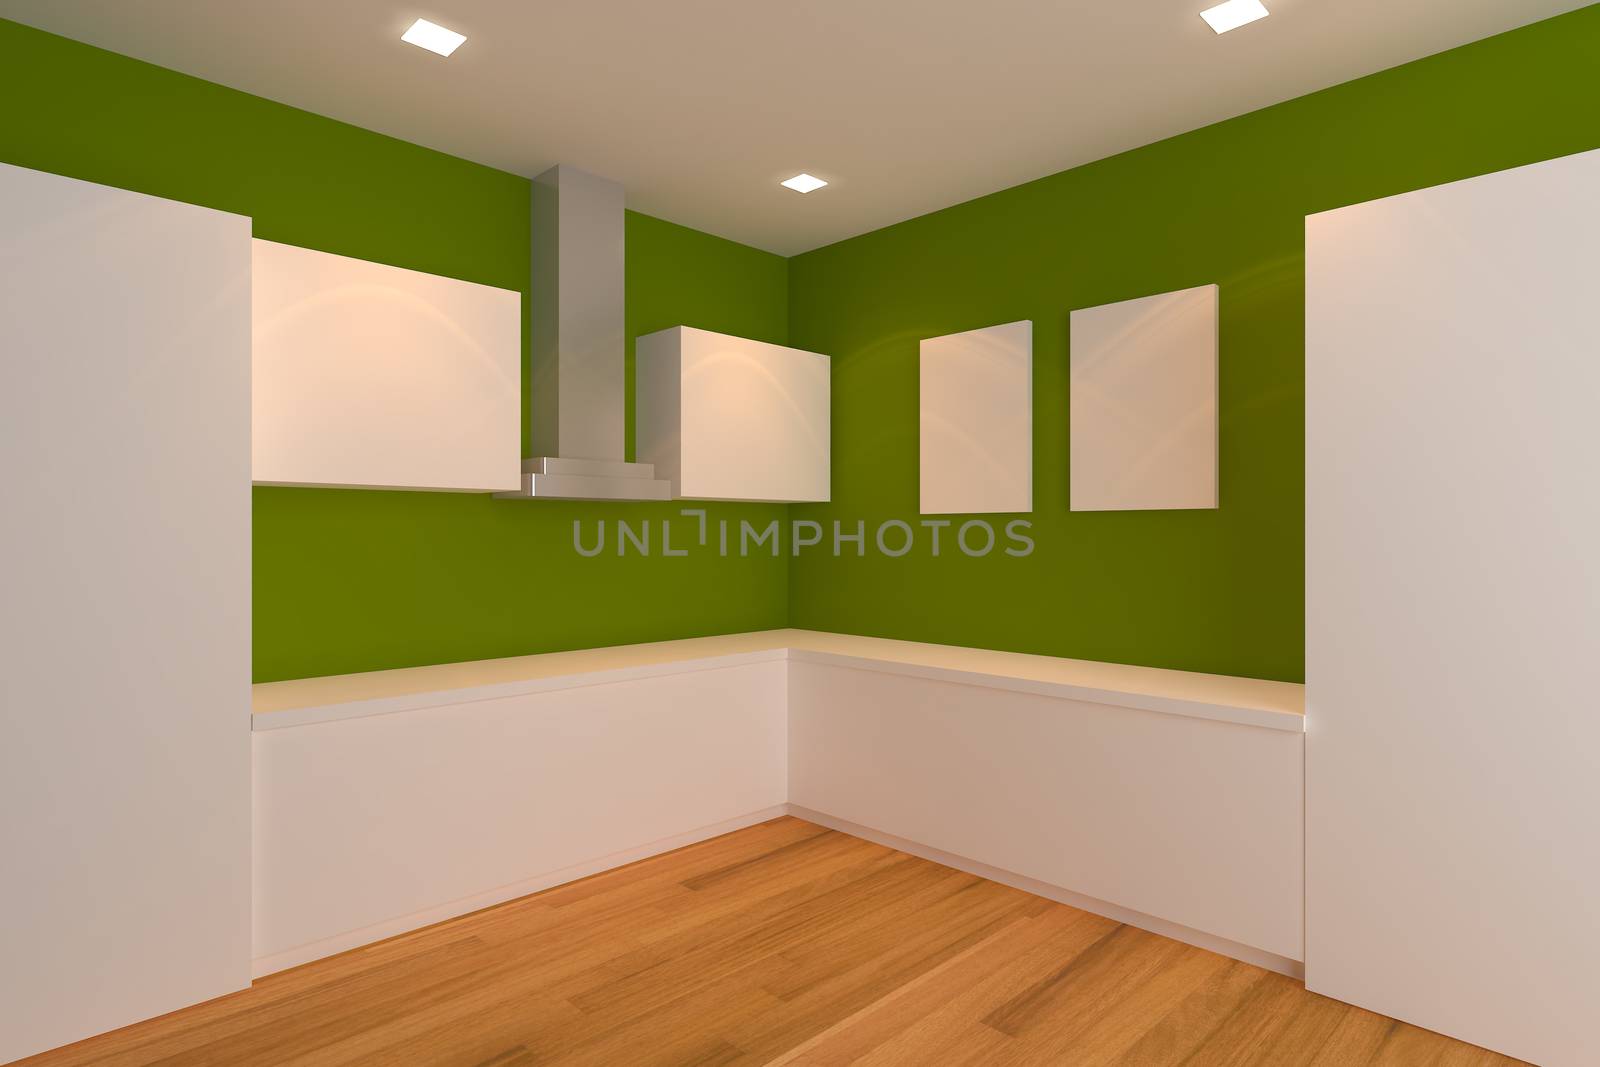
495, 165, 670, 501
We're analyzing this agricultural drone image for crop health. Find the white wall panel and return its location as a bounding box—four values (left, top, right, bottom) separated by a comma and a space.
920, 320, 1032, 514
0, 163, 252, 1064
253, 661, 788, 972
1307, 148, 1600, 1067
1070, 285, 1217, 511
252, 239, 521, 492
636, 326, 830, 501
788, 660, 1303, 961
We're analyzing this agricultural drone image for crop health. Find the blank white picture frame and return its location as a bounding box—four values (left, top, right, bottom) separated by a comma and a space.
252, 239, 522, 492
1070, 284, 1218, 511
920, 320, 1033, 514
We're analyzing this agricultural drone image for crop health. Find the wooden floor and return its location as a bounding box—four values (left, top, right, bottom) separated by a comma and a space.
19, 817, 1523, 1067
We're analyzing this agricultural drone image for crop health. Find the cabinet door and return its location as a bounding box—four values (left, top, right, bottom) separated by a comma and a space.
1306, 147, 1600, 1067
251, 238, 521, 492
0, 163, 252, 1063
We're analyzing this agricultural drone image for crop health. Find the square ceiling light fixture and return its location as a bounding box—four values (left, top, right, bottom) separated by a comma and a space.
781, 173, 829, 194
402, 18, 467, 56
1200, 0, 1269, 34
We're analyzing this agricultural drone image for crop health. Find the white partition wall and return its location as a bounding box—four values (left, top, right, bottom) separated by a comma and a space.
920, 320, 1033, 514
252, 239, 522, 492
0, 164, 253, 1064
1070, 285, 1217, 512
1306, 148, 1600, 1067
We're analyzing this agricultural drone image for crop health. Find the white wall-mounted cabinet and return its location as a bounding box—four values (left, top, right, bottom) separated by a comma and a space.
1070, 285, 1217, 512
0, 163, 253, 1064
920, 320, 1033, 514
636, 326, 830, 502
252, 239, 522, 492
1307, 148, 1600, 1067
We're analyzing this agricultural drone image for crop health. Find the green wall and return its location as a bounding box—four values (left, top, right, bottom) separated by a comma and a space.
786, 6, 1600, 683
7, 9, 1600, 686
0, 18, 790, 682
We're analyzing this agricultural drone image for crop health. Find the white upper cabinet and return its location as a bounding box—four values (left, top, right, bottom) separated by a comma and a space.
1069, 285, 1218, 512
252, 239, 522, 492
636, 326, 831, 502
919, 320, 1033, 515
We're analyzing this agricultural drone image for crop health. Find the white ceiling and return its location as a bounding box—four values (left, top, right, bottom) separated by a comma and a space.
2, 1, 1585, 255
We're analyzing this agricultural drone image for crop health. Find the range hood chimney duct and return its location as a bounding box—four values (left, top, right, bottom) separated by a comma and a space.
496, 165, 670, 500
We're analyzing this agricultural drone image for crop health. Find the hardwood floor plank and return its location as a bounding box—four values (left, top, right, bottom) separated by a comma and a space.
761, 910, 1075, 1066
1219, 983, 1356, 1067
563, 856, 944, 1018
722, 891, 1041, 1062
12, 818, 1528, 1067
983, 931, 1229, 1064
844, 909, 1119, 1067
1156, 968, 1308, 1066
1109, 960, 1292, 1066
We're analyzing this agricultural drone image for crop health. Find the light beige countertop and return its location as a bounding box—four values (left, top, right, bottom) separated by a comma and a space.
252, 629, 1305, 732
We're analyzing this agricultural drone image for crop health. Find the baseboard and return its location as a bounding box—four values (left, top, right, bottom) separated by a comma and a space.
787, 804, 1305, 980
250, 804, 789, 978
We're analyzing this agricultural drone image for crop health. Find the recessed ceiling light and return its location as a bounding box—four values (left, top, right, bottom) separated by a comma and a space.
1200, 0, 1269, 34
402, 18, 467, 57
781, 173, 828, 194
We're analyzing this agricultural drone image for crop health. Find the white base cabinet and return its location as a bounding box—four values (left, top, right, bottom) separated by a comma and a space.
251, 632, 1305, 978
253, 659, 789, 974
788, 657, 1303, 964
